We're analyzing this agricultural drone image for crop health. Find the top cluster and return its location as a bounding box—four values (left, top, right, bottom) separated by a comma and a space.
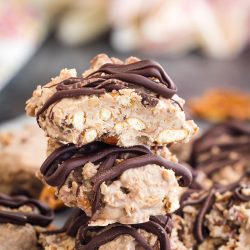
26, 54, 197, 147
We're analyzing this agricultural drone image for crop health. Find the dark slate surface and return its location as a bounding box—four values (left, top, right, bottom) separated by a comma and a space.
0, 36, 249, 123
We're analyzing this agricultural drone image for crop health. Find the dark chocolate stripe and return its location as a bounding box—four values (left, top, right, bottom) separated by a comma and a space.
198, 121, 250, 144
194, 189, 215, 243
88, 60, 177, 93
77, 225, 152, 250
190, 121, 250, 167
0, 194, 53, 227
41, 143, 77, 176
42, 144, 151, 187
0, 211, 27, 225
178, 171, 250, 243
76, 215, 172, 250
42, 144, 191, 187
197, 158, 239, 176
194, 140, 250, 157
90, 154, 117, 213
234, 186, 250, 202
134, 221, 171, 250
37, 88, 105, 118
37, 59, 177, 118
194, 141, 250, 176
98, 72, 175, 98
91, 155, 192, 205
90, 153, 192, 214
180, 192, 208, 209
149, 215, 173, 234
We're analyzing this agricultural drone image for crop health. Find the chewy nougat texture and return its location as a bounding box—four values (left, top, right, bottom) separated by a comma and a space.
57, 163, 181, 226
26, 54, 197, 147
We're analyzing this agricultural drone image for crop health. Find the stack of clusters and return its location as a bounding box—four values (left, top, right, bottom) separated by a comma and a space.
26, 54, 198, 249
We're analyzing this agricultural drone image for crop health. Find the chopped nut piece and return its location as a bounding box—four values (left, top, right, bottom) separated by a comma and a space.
126, 118, 146, 131
83, 129, 97, 143
39, 186, 65, 210
100, 108, 112, 121
157, 129, 188, 144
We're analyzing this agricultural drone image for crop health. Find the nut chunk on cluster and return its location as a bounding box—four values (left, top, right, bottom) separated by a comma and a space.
26, 54, 198, 147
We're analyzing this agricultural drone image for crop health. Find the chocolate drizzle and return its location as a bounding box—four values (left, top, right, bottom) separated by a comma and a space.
41, 142, 192, 214
190, 121, 250, 175
37, 88, 105, 119
233, 186, 250, 202
193, 189, 215, 242
44, 209, 172, 250
0, 194, 54, 227
36, 60, 177, 118
179, 171, 250, 243
76, 215, 172, 250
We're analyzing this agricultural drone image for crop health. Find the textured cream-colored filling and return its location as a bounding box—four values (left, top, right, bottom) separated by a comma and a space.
40, 89, 196, 147
172, 188, 250, 250
57, 163, 182, 226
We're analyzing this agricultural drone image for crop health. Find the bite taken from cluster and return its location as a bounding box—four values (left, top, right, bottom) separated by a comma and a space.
26, 54, 197, 147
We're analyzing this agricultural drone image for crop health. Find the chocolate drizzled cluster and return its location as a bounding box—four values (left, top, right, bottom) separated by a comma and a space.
178, 171, 250, 243
37, 60, 177, 118
45, 208, 173, 250
0, 194, 53, 227
41, 142, 192, 214
190, 121, 250, 176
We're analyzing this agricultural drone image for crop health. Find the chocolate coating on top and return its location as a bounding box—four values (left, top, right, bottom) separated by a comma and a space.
0, 194, 54, 227
76, 215, 172, 250
190, 121, 250, 174
41, 142, 192, 214
179, 171, 250, 243
37, 60, 177, 118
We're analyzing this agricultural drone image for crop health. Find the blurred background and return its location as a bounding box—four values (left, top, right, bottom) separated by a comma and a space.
0, 0, 250, 123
